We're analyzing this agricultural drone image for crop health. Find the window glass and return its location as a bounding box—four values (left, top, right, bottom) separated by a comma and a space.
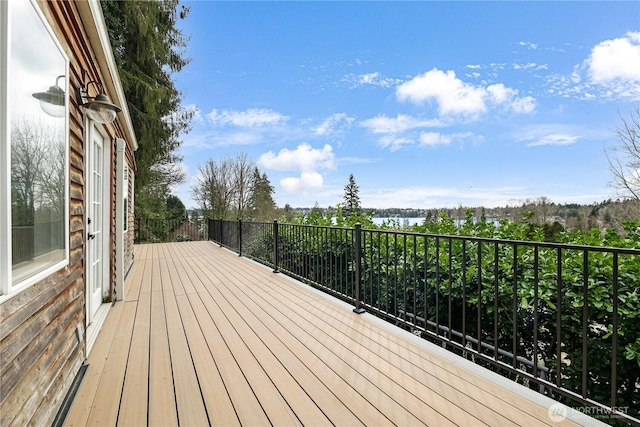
9, 0, 68, 286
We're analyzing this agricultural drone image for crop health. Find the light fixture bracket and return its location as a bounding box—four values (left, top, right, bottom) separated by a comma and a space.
76, 70, 121, 124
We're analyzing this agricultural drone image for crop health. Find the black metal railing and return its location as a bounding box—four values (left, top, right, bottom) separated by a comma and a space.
12, 220, 65, 265
208, 218, 640, 425
134, 218, 208, 244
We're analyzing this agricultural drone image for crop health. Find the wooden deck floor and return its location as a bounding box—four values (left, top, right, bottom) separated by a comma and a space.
64, 241, 592, 426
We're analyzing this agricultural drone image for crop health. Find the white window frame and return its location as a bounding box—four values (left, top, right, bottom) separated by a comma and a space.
0, 0, 70, 298
123, 164, 129, 232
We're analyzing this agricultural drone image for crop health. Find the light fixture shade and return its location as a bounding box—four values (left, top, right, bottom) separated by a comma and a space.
32, 84, 66, 118
83, 93, 121, 124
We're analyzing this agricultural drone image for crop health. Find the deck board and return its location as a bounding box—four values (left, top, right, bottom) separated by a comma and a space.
64, 241, 590, 427
163, 279, 210, 426
148, 289, 178, 426
174, 295, 240, 426
117, 272, 151, 426
64, 302, 124, 427
86, 301, 136, 426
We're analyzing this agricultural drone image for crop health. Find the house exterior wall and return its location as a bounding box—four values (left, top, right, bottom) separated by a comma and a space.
0, 1, 136, 425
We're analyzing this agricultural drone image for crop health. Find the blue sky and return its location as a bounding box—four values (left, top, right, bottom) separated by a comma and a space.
173, 1, 640, 210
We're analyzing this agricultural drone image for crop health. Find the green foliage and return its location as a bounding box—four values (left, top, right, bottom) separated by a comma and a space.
166, 195, 186, 221
101, 0, 193, 219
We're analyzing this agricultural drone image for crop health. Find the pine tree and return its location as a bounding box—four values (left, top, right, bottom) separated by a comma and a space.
343, 173, 361, 217
248, 167, 276, 220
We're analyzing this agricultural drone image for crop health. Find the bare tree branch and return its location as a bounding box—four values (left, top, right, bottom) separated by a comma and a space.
606, 108, 640, 202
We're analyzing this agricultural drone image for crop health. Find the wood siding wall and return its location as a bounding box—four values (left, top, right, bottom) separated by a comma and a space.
124, 149, 135, 274
0, 1, 135, 425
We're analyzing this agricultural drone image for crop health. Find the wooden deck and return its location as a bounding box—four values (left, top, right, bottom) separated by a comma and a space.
64, 241, 594, 426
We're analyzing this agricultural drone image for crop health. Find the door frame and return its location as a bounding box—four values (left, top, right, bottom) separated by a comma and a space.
85, 120, 110, 327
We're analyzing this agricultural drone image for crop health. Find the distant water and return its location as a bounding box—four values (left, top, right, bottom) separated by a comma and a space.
371, 217, 502, 228
372, 217, 424, 227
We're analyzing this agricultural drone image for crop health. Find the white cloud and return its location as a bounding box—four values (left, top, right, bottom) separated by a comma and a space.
280, 171, 324, 194
360, 114, 443, 134
258, 143, 335, 172
419, 132, 452, 146
378, 136, 414, 152
396, 68, 535, 117
513, 62, 547, 71
487, 83, 512, 104
313, 113, 355, 136
518, 41, 538, 50
515, 124, 584, 147
343, 72, 402, 88
549, 32, 640, 101
526, 134, 580, 147
419, 131, 476, 147
511, 96, 536, 114
587, 31, 640, 83
360, 72, 380, 84
259, 143, 336, 194
207, 108, 289, 127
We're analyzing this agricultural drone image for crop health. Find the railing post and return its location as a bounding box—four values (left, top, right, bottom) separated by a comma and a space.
353, 223, 365, 314
219, 218, 223, 247
238, 218, 242, 256
273, 219, 279, 273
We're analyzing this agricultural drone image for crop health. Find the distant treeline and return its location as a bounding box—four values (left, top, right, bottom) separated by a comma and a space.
291, 198, 639, 234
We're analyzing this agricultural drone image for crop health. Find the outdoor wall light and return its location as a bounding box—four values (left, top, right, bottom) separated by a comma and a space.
76, 71, 121, 124
32, 75, 66, 118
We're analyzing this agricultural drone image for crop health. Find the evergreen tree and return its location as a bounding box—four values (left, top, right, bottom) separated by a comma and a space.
165, 195, 186, 221
342, 173, 361, 217
248, 167, 276, 220
101, 0, 193, 219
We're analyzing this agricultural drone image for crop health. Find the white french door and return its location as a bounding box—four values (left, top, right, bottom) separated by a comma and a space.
86, 122, 109, 323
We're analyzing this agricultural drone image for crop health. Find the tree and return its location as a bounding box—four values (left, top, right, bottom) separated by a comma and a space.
232, 153, 254, 219
101, 0, 193, 219
607, 108, 640, 206
165, 195, 186, 222
192, 154, 274, 219
192, 158, 234, 219
534, 196, 553, 224
248, 167, 276, 220
342, 173, 361, 217
11, 119, 64, 224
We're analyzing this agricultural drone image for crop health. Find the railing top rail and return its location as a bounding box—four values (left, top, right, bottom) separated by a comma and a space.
360, 226, 640, 255
210, 219, 640, 255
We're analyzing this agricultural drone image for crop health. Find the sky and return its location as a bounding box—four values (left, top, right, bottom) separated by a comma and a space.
172, 1, 640, 210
